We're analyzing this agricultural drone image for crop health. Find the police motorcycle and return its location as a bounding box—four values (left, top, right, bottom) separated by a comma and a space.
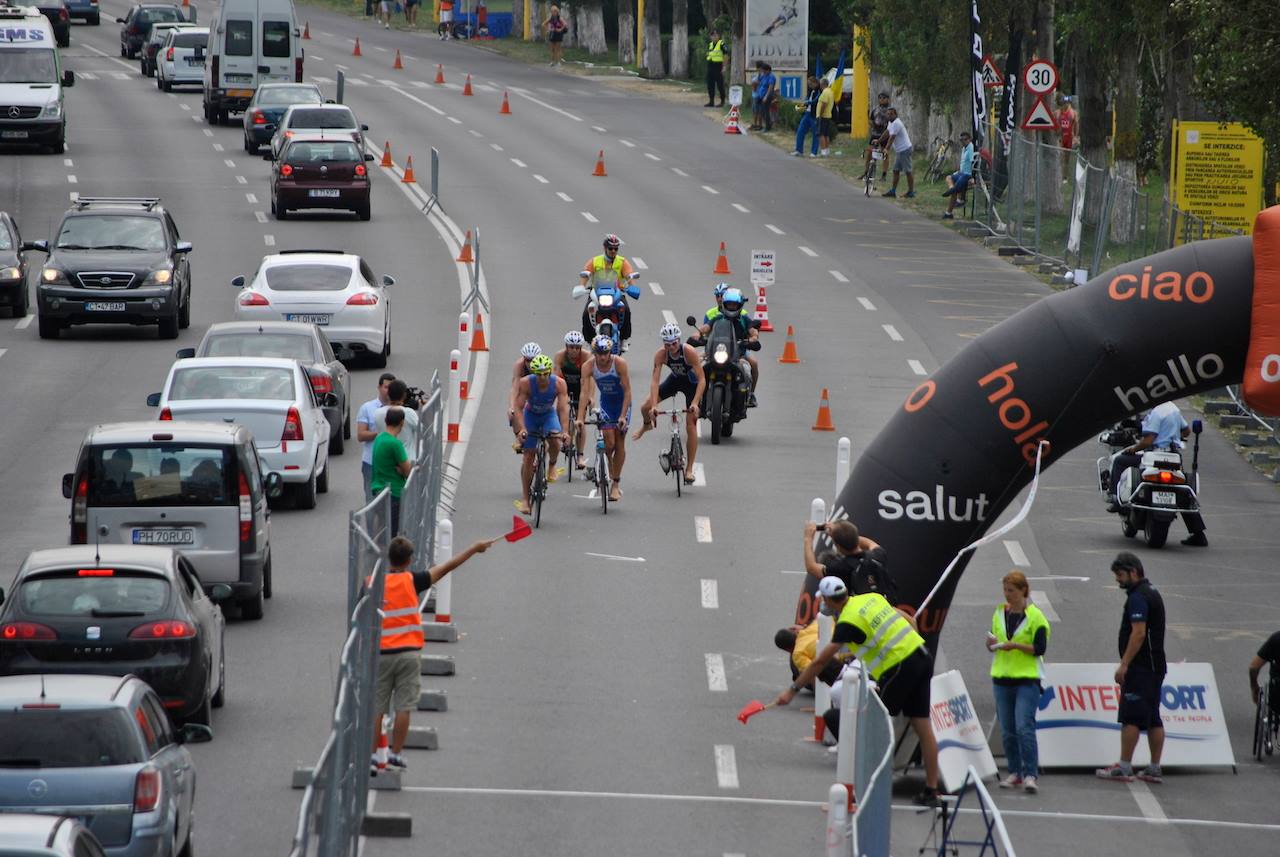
1096, 416, 1203, 548
684, 310, 759, 444
572, 273, 641, 355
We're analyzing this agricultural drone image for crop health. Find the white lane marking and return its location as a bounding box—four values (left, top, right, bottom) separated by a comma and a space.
701, 579, 718, 609
619, 138, 635, 147
695, 516, 712, 543
376, 79, 395, 86
644, 152, 661, 161
490, 143, 503, 151
631, 257, 647, 270
857, 297, 877, 311
311, 55, 325, 62
111, 71, 128, 80
829, 270, 849, 283
1029, 591, 1060, 622
701, 185, 720, 195
468, 129, 483, 137
360, 73, 376, 79
1026, 575, 1091, 582
224, 159, 236, 168
191, 116, 201, 123
705, 653, 727, 691
581, 212, 598, 223
533, 174, 549, 184
0, 348, 6, 358
731, 203, 749, 213
583, 552, 646, 562
591, 125, 607, 133
671, 167, 689, 177
779, 569, 807, 575
386, 84, 445, 115
765, 223, 784, 234
714, 746, 739, 789
410, 80, 430, 88
1004, 539, 1029, 566
373, 46, 388, 53
692, 462, 706, 486
212, 143, 224, 151
662, 309, 677, 327
78, 71, 96, 79
510, 158, 527, 168
447, 116, 462, 124
66, 175, 77, 184
202, 129, 213, 137
908, 359, 928, 376
508, 87, 583, 122
263, 234, 276, 247
341, 76, 367, 85
62, 158, 73, 167
556, 191, 573, 202
648, 282, 663, 296
882, 324, 903, 342
1127, 780, 1168, 822
15, 316, 34, 330
180, 103, 191, 111
313, 75, 335, 84
334, 63, 347, 71
254, 211, 268, 223
235, 176, 247, 184
798, 245, 818, 257
245, 193, 258, 204
68, 191, 77, 201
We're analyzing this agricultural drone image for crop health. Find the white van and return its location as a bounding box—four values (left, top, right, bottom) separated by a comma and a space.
0, 5, 74, 153
201, 0, 301, 125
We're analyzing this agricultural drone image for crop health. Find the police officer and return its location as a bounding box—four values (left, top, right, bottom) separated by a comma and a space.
704, 28, 726, 108
1106, 400, 1207, 546
774, 584, 942, 806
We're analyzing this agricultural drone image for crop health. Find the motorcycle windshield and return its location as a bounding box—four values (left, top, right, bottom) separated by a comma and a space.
705, 316, 739, 357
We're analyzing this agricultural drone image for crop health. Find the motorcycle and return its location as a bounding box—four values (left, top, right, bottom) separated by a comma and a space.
1096, 416, 1203, 548
685, 314, 759, 444
573, 274, 641, 354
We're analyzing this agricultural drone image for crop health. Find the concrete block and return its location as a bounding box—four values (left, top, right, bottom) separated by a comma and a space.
1038, 262, 1060, 274
1051, 274, 1072, 286
291, 767, 314, 789
362, 813, 412, 838
965, 225, 988, 237
983, 236, 1014, 248
1012, 255, 1039, 266
417, 689, 448, 711
1218, 414, 1255, 429
422, 622, 457, 643
420, 653, 455, 675
1248, 452, 1278, 466
368, 771, 402, 790
1236, 432, 1264, 447
404, 725, 438, 750
996, 246, 1027, 257
1202, 401, 1238, 415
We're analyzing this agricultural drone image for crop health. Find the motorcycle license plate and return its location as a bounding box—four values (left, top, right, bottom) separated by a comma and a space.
1151, 490, 1176, 506
85, 302, 127, 312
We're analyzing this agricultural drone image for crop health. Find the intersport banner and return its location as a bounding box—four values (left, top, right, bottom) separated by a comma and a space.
795, 208, 1280, 645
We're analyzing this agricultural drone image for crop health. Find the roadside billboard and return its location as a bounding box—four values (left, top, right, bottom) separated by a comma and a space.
745, 0, 808, 74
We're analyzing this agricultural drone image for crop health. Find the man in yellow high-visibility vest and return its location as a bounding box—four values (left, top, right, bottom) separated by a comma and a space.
704, 28, 726, 108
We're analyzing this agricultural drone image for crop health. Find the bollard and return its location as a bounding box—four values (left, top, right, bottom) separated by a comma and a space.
447, 351, 461, 443
457, 313, 471, 400
433, 519, 453, 624
813, 613, 833, 741
825, 782, 850, 857
834, 671, 859, 812
810, 497, 826, 527
835, 436, 851, 501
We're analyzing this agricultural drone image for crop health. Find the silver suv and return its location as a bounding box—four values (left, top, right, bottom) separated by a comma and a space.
61, 422, 282, 620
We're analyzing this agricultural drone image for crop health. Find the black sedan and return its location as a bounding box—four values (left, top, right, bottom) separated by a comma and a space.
0, 212, 32, 319
0, 545, 228, 725
35, 0, 71, 47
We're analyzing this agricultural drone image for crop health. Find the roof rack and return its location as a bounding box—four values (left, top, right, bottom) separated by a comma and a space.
72, 197, 162, 211
0, 7, 42, 19
278, 249, 348, 255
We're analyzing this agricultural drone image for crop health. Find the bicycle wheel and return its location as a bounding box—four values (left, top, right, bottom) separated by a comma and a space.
533, 440, 547, 529
565, 440, 575, 483
597, 448, 609, 515
1255, 692, 1267, 762
671, 435, 684, 497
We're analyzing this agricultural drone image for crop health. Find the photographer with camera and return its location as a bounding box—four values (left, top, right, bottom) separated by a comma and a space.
803, 519, 897, 602
374, 379, 421, 461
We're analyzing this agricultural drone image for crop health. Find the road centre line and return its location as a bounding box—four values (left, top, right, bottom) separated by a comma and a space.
671, 167, 689, 177
533, 174, 549, 183
908, 359, 928, 376
468, 129, 483, 137
765, 224, 784, 235
245, 193, 258, 204
224, 159, 236, 168
882, 324, 903, 341
648, 282, 663, 296
1029, 591, 1060, 622
701, 185, 719, 195
662, 309, 677, 326
619, 138, 635, 147
644, 152, 661, 161
701, 579, 718, 609
254, 212, 267, 223
583, 551, 646, 562
508, 87, 583, 122
447, 116, 462, 124
857, 297, 877, 311
1004, 539, 1029, 566
235, 176, 247, 184
490, 143, 503, 151
556, 192, 573, 202
377, 79, 395, 86
212, 143, 224, 151
409, 80, 428, 88
79, 42, 136, 72
581, 212, 598, 223
66, 175, 76, 184
202, 129, 213, 137
798, 246, 818, 257
591, 125, 607, 133
62, 158, 72, 167
0, 348, 6, 359
829, 270, 848, 282
510, 158, 526, 168
695, 516, 712, 543
714, 746, 739, 789
15, 316, 33, 330
731, 203, 749, 213
705, 653, 727, 691
180, 103, 191, 111
692, 462, 706, 486
631, 257, 647, 269
387, 84, 446, 115
372, 46, 388, 53
263, 235, 275, 246
1127, 780, 1168, 822
191, 116, 200, 122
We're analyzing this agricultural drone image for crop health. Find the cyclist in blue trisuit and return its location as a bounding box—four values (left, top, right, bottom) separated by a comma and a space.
576, 335, 632, 502
511, 354, 570, 515
633, 322, 706, 485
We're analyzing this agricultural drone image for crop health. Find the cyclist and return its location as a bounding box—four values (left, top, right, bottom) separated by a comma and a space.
511, 354, 571, 515
508, 342, 543, 425
554, 330, 591, 470
633, 322, 706, 484
577, 335, 632, 503
1249, 630, 1280, 708
862, 91, 891, 181
579, 233, 638, 347
696, 287, 760, 406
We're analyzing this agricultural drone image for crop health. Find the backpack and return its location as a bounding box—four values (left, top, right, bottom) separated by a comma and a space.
848, 550, 898, 604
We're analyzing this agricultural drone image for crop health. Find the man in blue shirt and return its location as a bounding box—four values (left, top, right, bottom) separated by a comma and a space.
750, 62, 777, 132
1107, 401, 1206, 545
942, 132, 974, 220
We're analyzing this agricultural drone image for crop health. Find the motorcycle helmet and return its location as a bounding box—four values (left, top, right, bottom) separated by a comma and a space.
660, 322, 682, 343
564, 330, 585, 347
721, 288, 745, 317
520, 342, 543, 360
529, 354, 554, 375
602, 233, 622, 251
592, 335, 614, 354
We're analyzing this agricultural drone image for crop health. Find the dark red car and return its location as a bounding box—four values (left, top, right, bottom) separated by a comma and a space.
268, 134, 373, 221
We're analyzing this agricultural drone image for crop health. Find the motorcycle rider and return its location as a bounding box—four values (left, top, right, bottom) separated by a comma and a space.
577, 335, 632, 503
511, 354, 571, 515
579, 233, 638, 347
554, 330, 591, 470
1107, 400, 1207, 547
633, 322, 706, 485
696, 287, 760, 406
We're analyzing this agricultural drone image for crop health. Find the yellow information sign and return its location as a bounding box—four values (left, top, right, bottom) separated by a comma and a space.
1170, 120, 1265, 236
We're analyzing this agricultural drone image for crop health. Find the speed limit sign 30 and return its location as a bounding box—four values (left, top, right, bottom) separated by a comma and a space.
1022, 59, 1059, 94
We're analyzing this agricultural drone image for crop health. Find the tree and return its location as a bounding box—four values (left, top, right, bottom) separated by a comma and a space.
671, 0, 690, 77
577, 0, 607, 54
618, 0, 636, 64
642, 0, 664, 76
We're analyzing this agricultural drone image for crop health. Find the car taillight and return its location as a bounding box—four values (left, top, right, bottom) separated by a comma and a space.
159, 407, 172, 420
307, 371, 333, 395
166, 46, 174, 61
346, 292, 378, 306
280, 164, 293, 178
129, 621, 196, 639
71, 474, 88, 543
252, 110, 266, 125
295, 56, 303, 83
78, 569, 115, 577
282, 406, 303, 441
1144, 469, 1185, 485
238, 472, 252, 543
239, 291, 270, 306
58, 8, 68, 21
1, 622, 57, 641
355, 163, 367, 177
134, 768, 161, 813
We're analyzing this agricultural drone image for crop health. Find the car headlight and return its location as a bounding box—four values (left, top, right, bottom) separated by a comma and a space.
142, 267, 173, 286
0, 267, 20, 280
41, 267, 69, 285
41, 100, 62, 119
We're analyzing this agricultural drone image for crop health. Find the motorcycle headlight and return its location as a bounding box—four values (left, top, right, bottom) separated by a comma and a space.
0, 266, 20, 280
41, 100, 62, 119
713, 344, 729, 364
598, 293, 614, 308
41, 266, 69, 285
143, 267, 173, 286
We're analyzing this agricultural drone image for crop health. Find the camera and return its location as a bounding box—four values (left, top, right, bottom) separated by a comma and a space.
815, 523, 827, 531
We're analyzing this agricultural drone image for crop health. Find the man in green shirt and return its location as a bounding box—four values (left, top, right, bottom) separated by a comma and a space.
371, 407, 413, 535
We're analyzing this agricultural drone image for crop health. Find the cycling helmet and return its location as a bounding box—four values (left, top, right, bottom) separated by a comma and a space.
592, 335, 614, 354
520, 342, 543, 360
602, 233, 622, 251
564, 330, 586, 347
529, 354, 554, 375
660, 322, 682, 343
713, 282, 731, 298
721, 288, 745, 316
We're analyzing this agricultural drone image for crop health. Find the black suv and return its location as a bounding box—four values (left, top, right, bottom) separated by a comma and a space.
29, 197, 193, 340
117, 2, 187, 58
0, 212, 33, 319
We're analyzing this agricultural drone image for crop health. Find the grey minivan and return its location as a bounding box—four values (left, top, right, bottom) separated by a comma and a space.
61, 422, 281, 620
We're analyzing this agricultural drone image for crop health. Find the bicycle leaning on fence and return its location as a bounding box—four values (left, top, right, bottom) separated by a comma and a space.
924, 136, 955, 184
653, 407, 692, 497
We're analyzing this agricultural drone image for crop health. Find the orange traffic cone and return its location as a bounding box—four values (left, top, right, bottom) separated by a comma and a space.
753, 285, 774, 332
469, 312, 489, 352
393, 49, 403, 70
456, 230, 474, 263
778, 325, 800, 363
435, 63, 445, 84
380, 142, 393, 168
302, 21, 310, 39
401, 156, 417, 183
373, 719, 389, 773
592, 150, 607, 177
462, 73, 473, 96
499, 91, 512, 114
713, 241, 731, 275
812, 388, 835, 431
352, 37, 362, 57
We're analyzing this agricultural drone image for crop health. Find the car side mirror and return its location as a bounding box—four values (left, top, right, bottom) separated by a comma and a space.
209, 583, 234, 603
360, 123, 369, 131
175, 347, 195, 359
322, 392, 339, 408
0, 587, 5, 607
178, 723, 213, 744
62, 70, 74, 87
116, 17, 126, 23
364, 153, 375, 162
1192, 419, 1203, 434
146, 392, 161, 407
61, 473, 74, 499
381, 274, 395, 287
231, 275, 245, 288
571, 285, 588, 299
264, 471, 284, 499
685, 315, 698, 326
324, 98, 336, 104
175, 241, 193, 254
22, 240, 48, 254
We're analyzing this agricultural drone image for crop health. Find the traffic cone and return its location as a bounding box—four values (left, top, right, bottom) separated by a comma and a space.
380, 142, 393, 168
723, 105, 743, 135
462, 73, 473, 96
435, 63, 445, 84
812, 388, 835, 431
753, 285, 774, 332
499, 91, 512, 114
393, 49, 403, 70
302, 21, 310, 39
456, 230, 474, 263
401, 156, 417, 183
713, 241, 731, 275
373, 718, 389, 773
469, 312, 489, 352
352, 37, 362, 57
778, 325, 800, 363
592, 149, 607, 177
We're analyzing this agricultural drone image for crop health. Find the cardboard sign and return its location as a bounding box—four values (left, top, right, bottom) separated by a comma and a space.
930, 669, 998, 791
750, 249, 776, 285
728, 84, 743, 107
1035, 662, 1236, 768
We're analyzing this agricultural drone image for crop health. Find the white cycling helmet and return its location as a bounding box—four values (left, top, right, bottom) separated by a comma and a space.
592, 335, 614, 354
660, 322, 682, 343
520, 342, 543, 360
564, 330, 586, 347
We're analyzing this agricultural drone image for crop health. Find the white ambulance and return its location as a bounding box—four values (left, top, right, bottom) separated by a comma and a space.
0, 4, 73, 153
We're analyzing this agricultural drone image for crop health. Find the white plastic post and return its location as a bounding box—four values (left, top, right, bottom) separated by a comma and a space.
834, 671, 858, 810
835, 436, 851, 501
825, 782, 850, 857
814, 613, 833, 740
433, 518, 453, 623
447, 350, 461, 443
810, 497, 826, 526
457, 313, 471, 400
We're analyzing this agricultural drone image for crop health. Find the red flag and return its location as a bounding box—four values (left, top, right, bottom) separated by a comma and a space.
504, 515, 532, 543
736, 700, 771, 724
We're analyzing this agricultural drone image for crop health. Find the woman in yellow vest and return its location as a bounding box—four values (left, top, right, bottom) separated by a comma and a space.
987, 570, 1050, 794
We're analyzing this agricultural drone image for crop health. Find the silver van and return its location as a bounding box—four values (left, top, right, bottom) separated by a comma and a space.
200, 0, 302, 125
60, 421, 282, 619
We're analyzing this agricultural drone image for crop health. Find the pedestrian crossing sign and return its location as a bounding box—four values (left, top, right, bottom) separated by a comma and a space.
980, 55, 1003, 88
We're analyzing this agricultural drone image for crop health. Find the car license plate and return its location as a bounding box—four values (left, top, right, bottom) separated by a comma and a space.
308, 189, 341, 198
1, 130, 29, 140
132, 528, 195, 545
286, 313, 332, 325
1151, 490, 1176, 506
85, 301, 127, 312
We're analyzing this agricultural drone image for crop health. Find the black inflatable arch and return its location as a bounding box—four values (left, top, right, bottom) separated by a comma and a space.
797, 215, 1279, 646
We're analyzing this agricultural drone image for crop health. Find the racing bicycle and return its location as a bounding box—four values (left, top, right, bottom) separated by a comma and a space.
1255, 669, 1278, 762
563, 392, 581, 483
582, 410, 610, 514
654, 408, 692, 497
525, 431, 552, 528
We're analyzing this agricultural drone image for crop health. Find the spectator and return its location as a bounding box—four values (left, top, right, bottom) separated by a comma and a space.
815, 78, 834, 156
375, 379, 421, 461
438, 0, 454, 39
791, 76, 820, 157
774, 620, 841, 686
371, 407, 413, 536
987, 570, 1050, 794
941, 131, 975, 220
1056, 95, 1077, 178
862, 91, 891, 181
801, 520, 895, 601
378, 0, 392, 28
357, 372, 396, 502
476, 0, 488, 36
403, 0, 419, 26
750, 62, 777, 132
372, 534, 492, 772
543, 5, 567, 67
879, 107, 916, 197
704, 28, 726, 108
